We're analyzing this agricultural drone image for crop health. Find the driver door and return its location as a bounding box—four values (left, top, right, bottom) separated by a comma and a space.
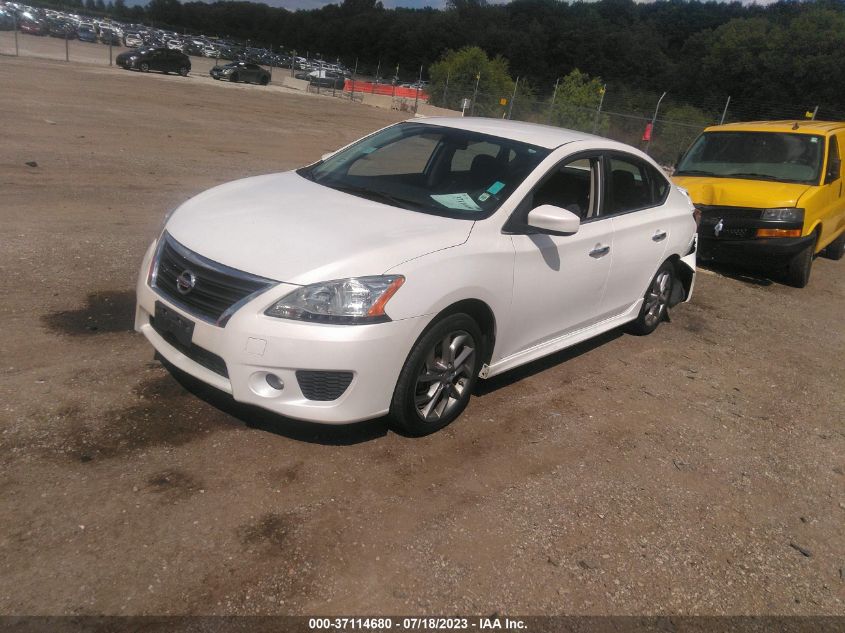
503, 154, 613, 357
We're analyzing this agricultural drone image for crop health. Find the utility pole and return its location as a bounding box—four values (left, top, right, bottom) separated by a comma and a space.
443, 70, 450, 107
645, 91, 667, 155
592, 84, 606, 134
350, 57, 357, 101
719, 96, 731, 124
469, 71, 480, 116
507, 76, 518, 120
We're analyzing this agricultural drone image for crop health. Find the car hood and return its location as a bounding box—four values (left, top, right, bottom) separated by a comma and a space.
673, 176, 812, 208
165, 171, 474, 285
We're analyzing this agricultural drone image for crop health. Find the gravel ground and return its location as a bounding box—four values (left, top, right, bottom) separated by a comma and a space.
0, 55, 843, 617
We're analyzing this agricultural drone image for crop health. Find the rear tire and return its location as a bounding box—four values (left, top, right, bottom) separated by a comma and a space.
389, 313, 482, 436
784, 238, 816, 288
822, 231, 845, 261
178, 66, 189, 77
627, 261, 675, 336
260, 76, 269, 86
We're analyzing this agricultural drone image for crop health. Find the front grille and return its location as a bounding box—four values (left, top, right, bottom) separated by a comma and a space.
698, 205, 762, 241
150, 316, 229, 378
152, 232, 275, 325
296, 370, 353, 401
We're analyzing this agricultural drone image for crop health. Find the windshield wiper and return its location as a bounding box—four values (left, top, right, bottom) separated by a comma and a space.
675, 169, 716, 176
725, 172, 782, 181
328, 183, 420, 210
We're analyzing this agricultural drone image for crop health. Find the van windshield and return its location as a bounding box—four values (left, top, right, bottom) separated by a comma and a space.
676, 131, 824, 185
298, 123, 550, 220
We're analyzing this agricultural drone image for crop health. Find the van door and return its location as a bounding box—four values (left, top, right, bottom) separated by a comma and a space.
817, 135, 844, 249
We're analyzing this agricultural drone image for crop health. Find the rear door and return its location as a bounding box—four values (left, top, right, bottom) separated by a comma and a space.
818, 134, 845, 248
599, 153, 671, 317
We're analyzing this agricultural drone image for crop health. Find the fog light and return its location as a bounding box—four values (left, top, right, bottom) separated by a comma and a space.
265, 373, 284, 390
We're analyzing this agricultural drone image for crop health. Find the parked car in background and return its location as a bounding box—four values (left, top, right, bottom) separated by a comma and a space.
77, 24, 97, 42
99, 28, 121, 45
19, 19, 48, 35
124, 33, 144, 47
307, 69, 345, 89
674, 120, 845, 286
135, 118, 697, 435
47, 19, 75, 38
116, 47, 191, 76
210, 61, 270, 85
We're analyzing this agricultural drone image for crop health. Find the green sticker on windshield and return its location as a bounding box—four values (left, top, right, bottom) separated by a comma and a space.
487, 181, 505, 195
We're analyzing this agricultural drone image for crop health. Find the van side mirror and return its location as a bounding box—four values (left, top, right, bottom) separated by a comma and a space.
825, 157, 841, 184
526, 205, 581, 236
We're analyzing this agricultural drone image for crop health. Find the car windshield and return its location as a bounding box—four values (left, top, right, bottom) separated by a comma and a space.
299, 122, 550, 219
676, 131, 824, 184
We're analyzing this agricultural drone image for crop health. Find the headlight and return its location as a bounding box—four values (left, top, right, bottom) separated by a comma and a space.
761, 207, 804, 222
265, 275, 404, 324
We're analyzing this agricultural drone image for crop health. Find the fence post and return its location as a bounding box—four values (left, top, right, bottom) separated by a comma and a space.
13, 13, 18, 56
65, 30, 69, 62
592, 84, 606, 134
109, 24, 113, 67
546, 77, 559, 124
443, 70, 450, 108
268, 45, 273, 81
374, 60, 380, 94
507, 76, 518, 120
392, 63, 399, 98
470, 71, 480, 116
350, 58, 357, 102
719, 95, 731, 124
413, 64, 422, 113
645, 91, 667, 154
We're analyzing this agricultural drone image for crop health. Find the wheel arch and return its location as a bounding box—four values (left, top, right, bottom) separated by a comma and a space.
417, 299, 497, 367
666, 254, 693, 307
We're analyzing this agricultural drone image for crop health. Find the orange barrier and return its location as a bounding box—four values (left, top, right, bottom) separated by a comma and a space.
343, 80, 429, 101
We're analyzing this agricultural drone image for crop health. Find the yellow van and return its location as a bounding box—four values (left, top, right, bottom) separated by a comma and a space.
673, 121, 845, 286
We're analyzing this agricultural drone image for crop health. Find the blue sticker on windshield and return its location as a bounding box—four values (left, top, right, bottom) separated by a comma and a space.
487, 181, 505, 195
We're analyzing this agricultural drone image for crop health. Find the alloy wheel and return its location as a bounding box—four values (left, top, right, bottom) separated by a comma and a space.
643, 270, 671, 328
414, 330, 475, 423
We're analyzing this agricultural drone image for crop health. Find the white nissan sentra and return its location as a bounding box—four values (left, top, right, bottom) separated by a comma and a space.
135, 118, 697, 435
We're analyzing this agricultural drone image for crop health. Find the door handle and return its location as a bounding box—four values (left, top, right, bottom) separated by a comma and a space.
589, 244, 610, 258
652, 230, 667, 242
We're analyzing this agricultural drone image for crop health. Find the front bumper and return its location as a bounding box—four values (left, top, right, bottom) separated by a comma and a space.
134, 242, 428, 424
697, 233, 814, 267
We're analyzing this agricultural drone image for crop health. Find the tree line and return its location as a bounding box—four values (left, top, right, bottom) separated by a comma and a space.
35, 0, 845, 120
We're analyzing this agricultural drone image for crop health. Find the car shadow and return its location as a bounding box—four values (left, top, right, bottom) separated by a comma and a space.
473, 328, 624, 396
699, 261, 775, 287
159, 356, 390, 445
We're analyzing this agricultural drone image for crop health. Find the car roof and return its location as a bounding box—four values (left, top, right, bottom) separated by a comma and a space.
413, 117, 600, 149
704, 120, 845, 135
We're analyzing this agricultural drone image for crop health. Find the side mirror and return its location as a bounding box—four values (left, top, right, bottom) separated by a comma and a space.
825, 158, 841, 184
526, 205, 581, 236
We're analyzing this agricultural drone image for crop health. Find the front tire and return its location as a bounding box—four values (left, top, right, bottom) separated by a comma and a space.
179, 66, 189, 77
139, 62, 150, 72
822, 231, 845, 261
390, 313, 482, 436
784, 238, 816, 288
627, 261, 675, 336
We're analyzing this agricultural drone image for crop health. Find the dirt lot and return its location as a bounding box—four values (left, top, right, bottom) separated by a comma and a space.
0, 55, 843, 617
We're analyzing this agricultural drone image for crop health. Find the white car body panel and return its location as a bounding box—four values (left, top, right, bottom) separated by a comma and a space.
135, 118, 697, 424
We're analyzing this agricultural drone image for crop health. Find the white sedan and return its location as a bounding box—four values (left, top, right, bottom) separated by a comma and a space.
135, 118, 697, 435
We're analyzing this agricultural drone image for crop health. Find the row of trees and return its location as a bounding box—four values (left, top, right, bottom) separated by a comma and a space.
33, 0, 845, 120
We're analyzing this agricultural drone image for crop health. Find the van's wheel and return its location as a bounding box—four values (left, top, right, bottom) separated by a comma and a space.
390, 313, 482, 436
178, 66, 189, 77
627, 261, 675, 336
784, 237, 816, 287
822, 231, 845, 261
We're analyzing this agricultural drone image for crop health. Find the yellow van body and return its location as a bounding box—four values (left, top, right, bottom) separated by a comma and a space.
673, 120, 845, 286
